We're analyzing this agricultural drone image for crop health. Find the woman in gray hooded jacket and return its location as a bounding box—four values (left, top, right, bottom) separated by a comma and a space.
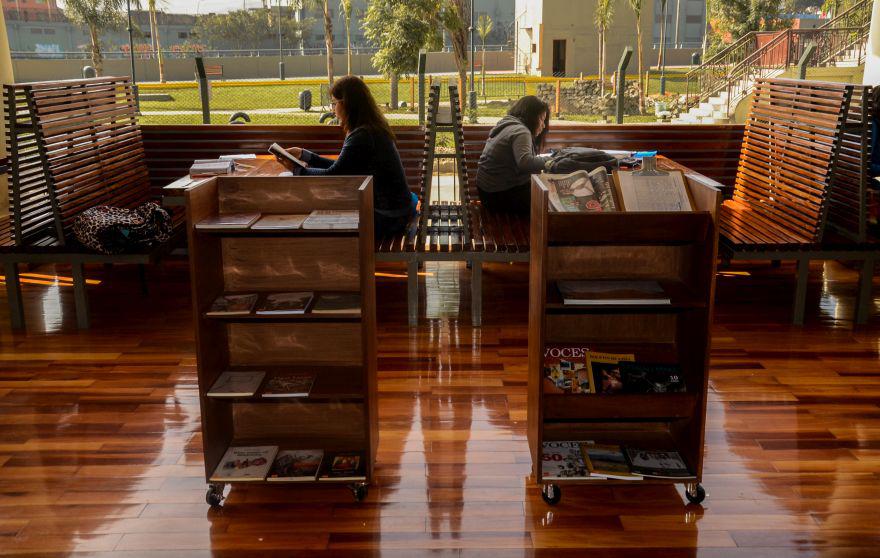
476, 96, 552, 215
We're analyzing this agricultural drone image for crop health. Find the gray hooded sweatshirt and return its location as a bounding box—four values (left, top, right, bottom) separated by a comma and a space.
476, 115, 550, 193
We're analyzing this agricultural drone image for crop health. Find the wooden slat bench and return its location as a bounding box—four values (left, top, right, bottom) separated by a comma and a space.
719, 78, 878, 325
2, 76, 183, 329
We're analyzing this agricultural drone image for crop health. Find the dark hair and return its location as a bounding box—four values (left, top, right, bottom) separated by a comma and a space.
508, 95, 550, 151
329, 75, 394, 139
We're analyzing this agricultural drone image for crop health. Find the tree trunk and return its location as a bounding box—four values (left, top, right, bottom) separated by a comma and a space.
658, 4, 666, 69
323, 0, 334, 84
89, 25, 102, 76
345, 16, 351, 75
599, 29, 605, 96
390, 71, 398, 109
150, 7, 165, 83
481, 45, 486, 95
636, 17, 644, 113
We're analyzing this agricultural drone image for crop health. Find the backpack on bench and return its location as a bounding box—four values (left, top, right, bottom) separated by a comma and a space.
73, 202, 173, 255
546, 147, 619, 174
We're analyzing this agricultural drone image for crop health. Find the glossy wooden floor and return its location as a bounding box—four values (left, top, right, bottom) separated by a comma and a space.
1, 258, 880, 557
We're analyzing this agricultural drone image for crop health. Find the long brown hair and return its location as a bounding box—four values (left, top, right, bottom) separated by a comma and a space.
508, 95, 550, 152
330, 76, 394, 139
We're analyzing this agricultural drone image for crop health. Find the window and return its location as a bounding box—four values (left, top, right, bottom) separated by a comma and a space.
178, 32, 188, 39
30, 28, 43, 34
43, 28, 54, 34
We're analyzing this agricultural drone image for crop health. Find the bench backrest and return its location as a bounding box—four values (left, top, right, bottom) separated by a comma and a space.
4, 76, 150, 247
141, 125, 426, 198
733, 78, 853, 244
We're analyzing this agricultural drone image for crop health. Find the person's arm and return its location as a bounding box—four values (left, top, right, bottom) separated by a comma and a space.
299, 149, 335, 169
511, 131, 550, 173
298, 130, 370, 176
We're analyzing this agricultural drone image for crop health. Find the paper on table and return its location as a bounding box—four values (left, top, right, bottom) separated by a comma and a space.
616, 170, 692, 212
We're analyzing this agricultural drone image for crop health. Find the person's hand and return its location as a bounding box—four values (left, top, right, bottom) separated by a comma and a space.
285, 147, 303, 159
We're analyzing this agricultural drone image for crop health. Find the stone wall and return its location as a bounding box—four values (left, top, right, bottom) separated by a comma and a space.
536, 79, 642, 115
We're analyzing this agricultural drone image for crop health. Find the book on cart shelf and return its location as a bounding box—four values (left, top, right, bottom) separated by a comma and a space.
312, 293, 361, 314
541, 441, 592, 480
543, 344, 591, 394
319, 452, 366, 481
619, 362, 686, 393
260, 373, 316, 398
545, 168, 617, 212
255, 292, 314, 315
251, 214, 309, 230
302, 210, 360, 230
583, 443, 643, 480
587, 352, 635, 395
210, 446, 278, 481
267, 449, 324, 481
557, 280, 671, 305
196, 213, 261, 231
206, 293, 258, 317
613, 170, 694, 212
207, 371, 266, 397
624, 448, 693, 478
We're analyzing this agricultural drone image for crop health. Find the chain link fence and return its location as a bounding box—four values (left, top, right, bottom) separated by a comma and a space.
136, 70, 692, 126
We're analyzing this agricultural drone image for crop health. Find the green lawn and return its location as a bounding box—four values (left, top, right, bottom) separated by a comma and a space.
137, 72, 690, 125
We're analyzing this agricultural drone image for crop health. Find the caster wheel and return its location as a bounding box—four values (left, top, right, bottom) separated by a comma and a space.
685, 483, 705, 504
350, 483, 368, 502
206, 484, 225, 507
541, 483, 561, 505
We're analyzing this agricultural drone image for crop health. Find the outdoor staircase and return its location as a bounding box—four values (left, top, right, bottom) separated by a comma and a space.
673, 0, 871, 124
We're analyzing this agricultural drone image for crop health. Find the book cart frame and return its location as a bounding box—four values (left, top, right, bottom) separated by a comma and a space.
528, 172, 721, 505
185, 175, 377, 506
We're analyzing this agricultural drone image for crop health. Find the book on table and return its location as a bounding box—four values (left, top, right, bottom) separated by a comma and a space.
206, 293, 259, 316
302, 210, 360, 230
255, 292, 314, 315
260, 373, 316, 398
624, 448, 692, 478
543, 344, 590, 394
250, 214, 309, 230
196, 213, 261, 230
190, 159, 234, 177
544, 168, 617, 212
312, 293, 361, 315
582, 443, 643, 480
210, 446, 278, 481
207, 370, 266, 398
267, 449, 324, 481
541, 441, 592, 480
556, 280, 670, 305
319, 452, 365, 481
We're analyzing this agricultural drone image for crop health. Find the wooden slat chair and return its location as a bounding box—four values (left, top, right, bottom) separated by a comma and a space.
1, 76, 183, 329
719, 78, 877, 324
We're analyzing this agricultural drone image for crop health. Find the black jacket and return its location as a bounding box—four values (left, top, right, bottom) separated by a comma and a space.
300, 126, 412, 217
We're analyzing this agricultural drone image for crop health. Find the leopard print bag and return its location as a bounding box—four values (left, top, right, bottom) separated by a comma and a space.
73, 202, 173, 255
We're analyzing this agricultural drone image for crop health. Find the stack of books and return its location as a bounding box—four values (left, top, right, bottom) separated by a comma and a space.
189, 159, 235, 177
543, 345, 685, 395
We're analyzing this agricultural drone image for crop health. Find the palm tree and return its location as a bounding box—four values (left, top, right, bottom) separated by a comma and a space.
339, 0, 353, 75
305, 0, 335, 84
439, 0, 470, 109
135, 0, 167, 82
476, 14, 493, 96
628, 0, 644, 113
657, 0, 668, 69
594, 0, 613, 96
64, 0, 124, 76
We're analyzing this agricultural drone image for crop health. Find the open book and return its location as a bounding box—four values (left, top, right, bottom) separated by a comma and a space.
545, 167, 617, 212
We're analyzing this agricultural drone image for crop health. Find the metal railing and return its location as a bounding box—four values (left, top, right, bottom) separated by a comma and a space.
10, 44, 512, 60
683, 0, 871, 112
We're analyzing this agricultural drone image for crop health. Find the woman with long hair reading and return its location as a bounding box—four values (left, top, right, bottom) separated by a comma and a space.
279, 76, 416, 237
